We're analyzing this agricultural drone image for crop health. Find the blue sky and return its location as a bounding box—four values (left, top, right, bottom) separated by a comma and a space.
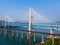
0, 0, 60, 23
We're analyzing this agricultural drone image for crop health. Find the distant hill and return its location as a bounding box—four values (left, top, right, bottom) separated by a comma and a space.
0, 20, 60, 24
53, 21, 60, 24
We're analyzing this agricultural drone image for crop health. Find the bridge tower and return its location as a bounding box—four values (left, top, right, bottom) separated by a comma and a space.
27, 8, 33, 39
5, 15, 9, 37
5, 15, 10, 27
27, 8, 36, 42
29, 8, 34, 32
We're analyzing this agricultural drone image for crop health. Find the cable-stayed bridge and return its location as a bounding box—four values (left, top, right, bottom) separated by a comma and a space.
1, 8, 60, 31
0, 8, 60, 45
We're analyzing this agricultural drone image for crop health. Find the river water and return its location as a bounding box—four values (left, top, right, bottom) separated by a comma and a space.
0, 23, 60, 45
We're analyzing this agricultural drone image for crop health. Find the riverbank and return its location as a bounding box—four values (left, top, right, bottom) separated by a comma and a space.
37, 38, 60, 45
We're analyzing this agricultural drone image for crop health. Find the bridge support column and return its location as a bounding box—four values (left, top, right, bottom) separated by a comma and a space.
34, 33, 36, 42
0, 29, 2, 35
32, 29, 36, 42
50, 29, 54, 45
50, 29, 54, 36
52, 37, 54, 45
41, 33, 44, 43
21, 31, 24, 38
5, 28, 8, 36
27, 32, 30, 40
16, 30, 18, 38
12, 30, 14, 38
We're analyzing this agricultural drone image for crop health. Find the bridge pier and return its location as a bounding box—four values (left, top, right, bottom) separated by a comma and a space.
5, 28, 8, 37
12, 30, 14, 38
27, 32, 29, 39
21, 31, 24, 38
33, 33, 36, 42
27, 32, 31, 40
50, 29, 54, 36
52, 37, 54, 45
32, 29, 36, 42
16, 30, 18, 38
41, 33, 45, 43
0, 29, 2, 35
50, 29, 54, 45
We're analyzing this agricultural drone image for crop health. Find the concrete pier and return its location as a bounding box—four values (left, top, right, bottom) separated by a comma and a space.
21, 31, 24, 38
41, 33, 44, 43
32, 29, 36, 42
27, 32, 30, 40
16, 30, 18, 38
50, 29, 54, 36
0, 29, 2, 35
5, 28, 8, 36
27, 32, 29, 39
33, 33, 36, 42
52, 36, 54, 45
12, 30, 14, 38
50, 29, 54, 45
